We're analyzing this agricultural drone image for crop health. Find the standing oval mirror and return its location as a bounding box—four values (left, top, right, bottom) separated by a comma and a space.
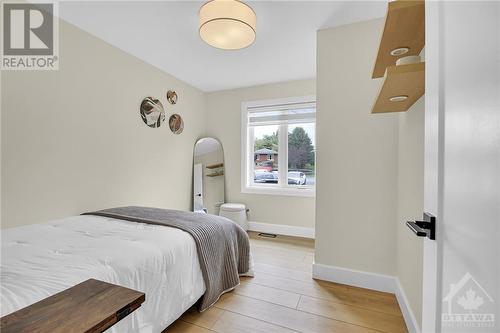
193, 138, 225, 215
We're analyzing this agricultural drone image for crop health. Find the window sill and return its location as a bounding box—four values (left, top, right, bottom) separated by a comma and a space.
242, 185, 316, 198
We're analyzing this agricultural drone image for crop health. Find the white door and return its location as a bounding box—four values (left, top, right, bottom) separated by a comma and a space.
422, 2, 499, 332
193, 163, 203, 212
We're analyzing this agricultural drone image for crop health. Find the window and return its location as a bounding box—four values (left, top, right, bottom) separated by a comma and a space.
241, 96, 316, 196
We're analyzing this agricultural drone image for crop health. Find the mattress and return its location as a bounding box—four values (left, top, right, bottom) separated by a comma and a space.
0, 215, 206, 332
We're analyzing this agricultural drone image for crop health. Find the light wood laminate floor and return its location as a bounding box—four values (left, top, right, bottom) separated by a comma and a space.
164, 231, 408, 333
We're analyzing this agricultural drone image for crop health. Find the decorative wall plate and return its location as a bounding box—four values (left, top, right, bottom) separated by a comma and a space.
139, 97, 165, 128
166, 90, 178, 105
168, 114, 184, 134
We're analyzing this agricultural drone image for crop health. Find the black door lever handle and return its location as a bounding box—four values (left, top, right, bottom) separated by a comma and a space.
406, 213, 436, 240
406, 221, 428, 237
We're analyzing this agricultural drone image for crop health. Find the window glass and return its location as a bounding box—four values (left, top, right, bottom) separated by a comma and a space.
252, 125, 279, 186
287, 123, 315, 186
243, 98, 316, 196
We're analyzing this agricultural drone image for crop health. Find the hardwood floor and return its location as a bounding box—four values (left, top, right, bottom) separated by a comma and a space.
164, 232, 408, 333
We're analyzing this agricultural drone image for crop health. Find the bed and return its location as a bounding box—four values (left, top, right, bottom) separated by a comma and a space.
1, 210, 250, 332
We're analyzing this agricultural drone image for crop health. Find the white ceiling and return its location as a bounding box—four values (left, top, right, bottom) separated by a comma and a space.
59, 1, 386, 92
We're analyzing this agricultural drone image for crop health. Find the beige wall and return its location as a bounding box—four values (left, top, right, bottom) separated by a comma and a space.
205, 80, 316, 229
316, 19, 424, 326
397, 98, 424, 325
316, 19, 398, 275
1, 19, 206, 228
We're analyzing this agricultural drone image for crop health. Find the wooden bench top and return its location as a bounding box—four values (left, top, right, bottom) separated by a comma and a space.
0, 278, 145, 333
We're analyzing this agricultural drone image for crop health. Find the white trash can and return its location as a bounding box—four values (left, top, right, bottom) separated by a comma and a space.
219, 203, 248, 231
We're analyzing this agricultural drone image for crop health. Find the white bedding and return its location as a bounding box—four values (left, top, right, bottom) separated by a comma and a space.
0, 215, 206, 332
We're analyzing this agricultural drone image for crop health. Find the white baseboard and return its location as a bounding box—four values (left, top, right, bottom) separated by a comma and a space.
395, 278, 421, 333
312, 263, 420, 333
248, 221, 315, 239
312, 263, 396, 293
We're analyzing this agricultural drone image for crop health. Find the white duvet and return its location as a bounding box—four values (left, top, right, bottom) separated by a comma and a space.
0, 215, 206, 332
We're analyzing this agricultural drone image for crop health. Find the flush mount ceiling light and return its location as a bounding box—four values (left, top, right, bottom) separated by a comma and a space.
199, 0, 256, 50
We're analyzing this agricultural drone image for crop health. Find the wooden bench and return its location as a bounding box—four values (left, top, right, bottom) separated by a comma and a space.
1, 278, 145, 333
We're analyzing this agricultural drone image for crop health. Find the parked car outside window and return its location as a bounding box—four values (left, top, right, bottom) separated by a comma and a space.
254, 171, 278, 183
288, 171, 306, 185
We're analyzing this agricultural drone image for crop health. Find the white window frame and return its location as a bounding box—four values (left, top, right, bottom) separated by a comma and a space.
241, 95, 316, 197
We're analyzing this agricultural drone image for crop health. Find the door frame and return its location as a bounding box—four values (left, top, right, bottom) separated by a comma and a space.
422, 1, 444, 332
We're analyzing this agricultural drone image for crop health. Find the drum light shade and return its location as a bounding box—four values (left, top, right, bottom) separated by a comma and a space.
199, 0, 256, 50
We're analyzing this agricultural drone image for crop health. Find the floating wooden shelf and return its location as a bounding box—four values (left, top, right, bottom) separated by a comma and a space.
372, 0, 425, 79
206, 163, 224, 169
372, 62, 425, 114
206, 171, 224, 177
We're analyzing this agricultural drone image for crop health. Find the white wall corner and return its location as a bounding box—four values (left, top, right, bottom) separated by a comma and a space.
248, 221, 315, 239
312, 263, 420, 333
